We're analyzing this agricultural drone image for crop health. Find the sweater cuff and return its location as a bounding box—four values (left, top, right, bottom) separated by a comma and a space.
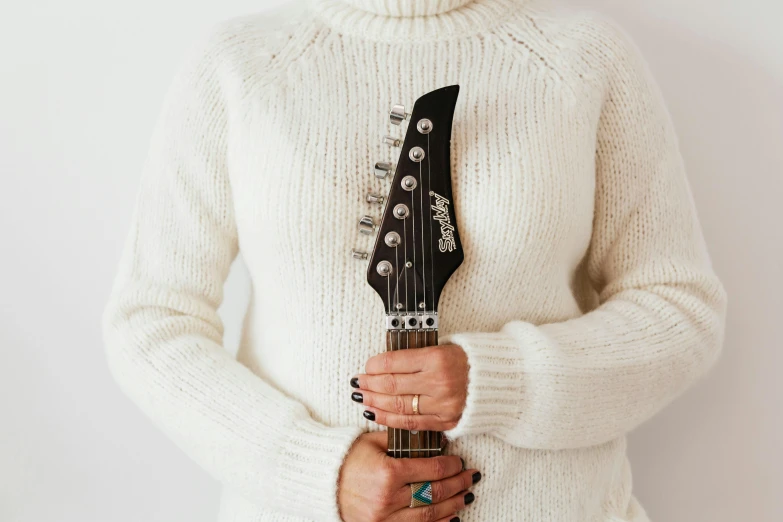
440, 331, 525, 441
276, 419, 364, 520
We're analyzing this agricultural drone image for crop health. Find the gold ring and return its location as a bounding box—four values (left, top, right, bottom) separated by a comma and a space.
412, 394, 420, 415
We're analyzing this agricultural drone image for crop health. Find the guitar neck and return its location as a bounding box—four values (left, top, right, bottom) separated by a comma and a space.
386, 324, 444, 458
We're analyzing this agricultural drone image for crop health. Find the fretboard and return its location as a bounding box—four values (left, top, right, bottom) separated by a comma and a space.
386, 327, 444, 458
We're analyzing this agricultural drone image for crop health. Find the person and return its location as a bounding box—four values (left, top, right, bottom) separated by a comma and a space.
102, 0, 728, 520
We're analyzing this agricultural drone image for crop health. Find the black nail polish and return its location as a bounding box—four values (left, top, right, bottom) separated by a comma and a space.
450, 518, 460, 522
472, 472, 482, 484
464, 492, 475, 505
460, 457, 465, 470
350, 377, 360, 388
351, 392, 363, 403
363, 410, 375, 421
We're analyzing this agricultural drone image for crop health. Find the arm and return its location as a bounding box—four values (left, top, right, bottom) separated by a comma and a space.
102, 27, 361, 520
440, 19, 728, 450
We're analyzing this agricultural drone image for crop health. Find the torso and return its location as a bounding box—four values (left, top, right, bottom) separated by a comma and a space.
212, 3, 644, 520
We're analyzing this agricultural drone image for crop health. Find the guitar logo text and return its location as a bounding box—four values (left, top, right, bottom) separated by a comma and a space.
430, 191, 457, 253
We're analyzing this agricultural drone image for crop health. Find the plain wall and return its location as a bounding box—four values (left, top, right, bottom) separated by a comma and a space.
0, 1, 780, 521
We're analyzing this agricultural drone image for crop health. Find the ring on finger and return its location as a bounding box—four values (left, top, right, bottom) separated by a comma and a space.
409, 481, 433, 508
412, 394, 420, 415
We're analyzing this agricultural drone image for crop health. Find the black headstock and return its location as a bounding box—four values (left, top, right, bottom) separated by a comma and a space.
366, 85, 463, 316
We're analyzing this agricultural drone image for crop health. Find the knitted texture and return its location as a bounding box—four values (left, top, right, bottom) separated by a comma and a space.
102, 0, 728, 521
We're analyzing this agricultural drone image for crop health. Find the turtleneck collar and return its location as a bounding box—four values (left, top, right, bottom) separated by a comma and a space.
308, 0, 522, 41
339, 0, 475, 17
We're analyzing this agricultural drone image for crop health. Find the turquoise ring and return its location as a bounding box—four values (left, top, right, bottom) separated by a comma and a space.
410, 481, 433, 508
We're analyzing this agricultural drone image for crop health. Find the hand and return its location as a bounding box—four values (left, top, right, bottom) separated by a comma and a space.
351, 344, 468, 432
337, 431, 479, 522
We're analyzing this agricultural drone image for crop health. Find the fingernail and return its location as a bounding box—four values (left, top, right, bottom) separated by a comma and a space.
472, 472, 481, 484
363, 410, 375, 421
464, 492, 475, 505
460, 457, 465, 470
350, 377, 360, 388
450, 518, 460, 522
351, 392, 363, 403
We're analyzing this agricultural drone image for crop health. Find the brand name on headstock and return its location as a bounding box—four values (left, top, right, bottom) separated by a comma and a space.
430, 191, 457, 253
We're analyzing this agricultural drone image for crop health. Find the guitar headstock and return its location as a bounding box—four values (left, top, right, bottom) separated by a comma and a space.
357, 85, 463, 324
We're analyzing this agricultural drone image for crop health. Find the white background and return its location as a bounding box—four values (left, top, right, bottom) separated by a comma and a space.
1, 0, 780, 521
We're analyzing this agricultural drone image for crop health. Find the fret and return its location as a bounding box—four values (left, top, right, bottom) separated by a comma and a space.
386, 327, 443, 458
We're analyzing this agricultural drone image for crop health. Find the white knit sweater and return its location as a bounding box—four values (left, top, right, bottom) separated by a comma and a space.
102, 0, 728, 520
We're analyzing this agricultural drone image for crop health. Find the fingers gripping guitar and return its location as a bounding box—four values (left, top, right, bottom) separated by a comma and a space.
337, 432, 479, 522
351, 344, 469, 433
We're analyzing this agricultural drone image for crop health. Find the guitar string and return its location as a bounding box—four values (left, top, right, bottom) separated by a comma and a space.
427, 132, 435, 318
387, 275, 396, 458
426, 132, 437, 453
410, 156, 420, 456
402, 202, 410, 457
407, 313, 412, 455
395, 244, 400, 458
418, 151, 428, 456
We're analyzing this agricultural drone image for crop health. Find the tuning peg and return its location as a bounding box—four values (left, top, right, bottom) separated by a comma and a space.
351, 249, 368, 260
358, 215, 377, 235
382, 135, 401, 147
374, 161, 395, 179
366, 192, 385, 205
389, 104, 410, 125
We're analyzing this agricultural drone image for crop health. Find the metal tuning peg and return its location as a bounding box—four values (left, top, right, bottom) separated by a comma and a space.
382, 135, 401, 147
389, 104, 409, 125
366, 192, 385, 205
351, 249, 368, 260
374, 161, 395, 179
358, 215, 377, 235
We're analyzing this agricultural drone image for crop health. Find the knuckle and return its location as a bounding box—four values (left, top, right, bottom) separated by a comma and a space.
433, 348, 449, 367
383, 374, 397, 394
402, 415, 419, 431
380, 352, 393, 372
376, 489, 396, 508
442, 379, 458, 393
379, 459, 398, 484
441, 418, 459, 430
416, 504, 437, 522
431, 457, 447, 479
432, 382, 449, 398
393, 395, 407, 414
429, 480, 445, 503
444, 397, 460, 412
447, 456, 462, 474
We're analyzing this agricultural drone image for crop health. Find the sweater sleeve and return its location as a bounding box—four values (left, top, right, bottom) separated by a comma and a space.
102, 27, 362, 520
440, 19, 728, 450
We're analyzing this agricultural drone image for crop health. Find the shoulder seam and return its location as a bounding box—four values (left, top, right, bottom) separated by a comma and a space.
207, 11, 323, 92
